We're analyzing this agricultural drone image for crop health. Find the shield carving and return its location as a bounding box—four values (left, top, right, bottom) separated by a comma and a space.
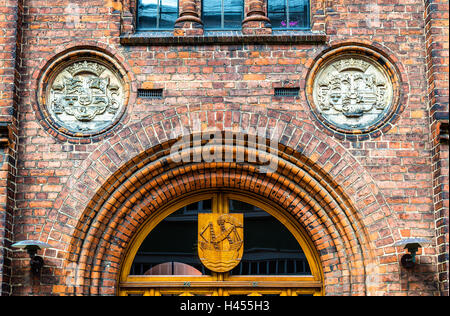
198, 213, 244, 273
60, 76, 110, 122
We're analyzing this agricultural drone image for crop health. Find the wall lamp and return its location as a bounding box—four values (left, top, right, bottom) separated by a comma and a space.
12, 240, 52, 274
394, 238, 432, 269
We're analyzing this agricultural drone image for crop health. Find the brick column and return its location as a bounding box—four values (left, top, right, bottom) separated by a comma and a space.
120, 0, 135, 34
0, 0, 21, 296
0, 124, 13, 297
242, 0, 272, 35
174, 0, 203, 36
424, 0, 449, 297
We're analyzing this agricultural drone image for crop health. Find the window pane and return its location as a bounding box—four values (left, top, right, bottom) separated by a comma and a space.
138, 0, 178, 30
289, 0, 309, 28
269, 12, 286, 29
203, 0, 243, 30
268, 0, 287, 29
159, 0, 178, 29
203, 0, 222, 29
223, 0, 244, 29
269, 0, 310, 29
138, 0, 158, 30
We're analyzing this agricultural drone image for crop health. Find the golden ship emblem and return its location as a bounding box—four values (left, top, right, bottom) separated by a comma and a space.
198, 213, 244, 273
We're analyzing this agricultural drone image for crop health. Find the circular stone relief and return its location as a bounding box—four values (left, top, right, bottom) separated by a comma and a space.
38, 52, 127, 137
307, 49, 399, 134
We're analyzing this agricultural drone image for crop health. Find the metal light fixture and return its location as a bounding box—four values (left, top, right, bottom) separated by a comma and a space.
394, 238, 432, 269
12, 240, 52, 274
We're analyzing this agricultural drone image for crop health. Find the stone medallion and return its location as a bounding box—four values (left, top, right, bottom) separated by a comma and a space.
38, 52, 127, 137
308, 50, 399, 134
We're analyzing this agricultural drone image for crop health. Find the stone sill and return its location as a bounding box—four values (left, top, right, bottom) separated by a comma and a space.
120, 31, 327, 46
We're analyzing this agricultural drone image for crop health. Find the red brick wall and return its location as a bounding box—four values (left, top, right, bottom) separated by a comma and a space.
0, 0, 447, 295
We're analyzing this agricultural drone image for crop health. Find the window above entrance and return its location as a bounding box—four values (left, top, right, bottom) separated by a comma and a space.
119, 192, 323, 296
130, 199, 311, 276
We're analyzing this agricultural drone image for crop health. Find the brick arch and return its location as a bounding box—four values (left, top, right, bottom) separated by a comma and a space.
42, 109, 399, 296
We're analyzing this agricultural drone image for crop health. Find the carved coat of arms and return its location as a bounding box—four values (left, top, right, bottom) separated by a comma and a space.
312, 56, 394, 131
198, 213, 244, 273
48, 60, 123, 133
318, 59, 387, 118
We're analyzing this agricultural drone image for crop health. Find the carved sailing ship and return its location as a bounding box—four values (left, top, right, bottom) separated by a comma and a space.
198, 214, 244, 273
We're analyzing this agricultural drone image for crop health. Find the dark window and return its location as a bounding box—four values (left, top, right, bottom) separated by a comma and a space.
228, 200, 311, 276
203, 0, 244, 30
130, 200, 213, 276
130, 199, 311, 276
268, 0, 310, 29
137, 0, 178, 30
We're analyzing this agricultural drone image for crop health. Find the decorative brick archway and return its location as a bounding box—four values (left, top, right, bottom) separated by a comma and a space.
38, 108, 401, 296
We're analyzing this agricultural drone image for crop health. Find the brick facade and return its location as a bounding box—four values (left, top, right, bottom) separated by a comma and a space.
0, 0, 448, 296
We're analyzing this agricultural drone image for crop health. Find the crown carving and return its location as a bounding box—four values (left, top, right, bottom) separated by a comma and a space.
332, 58, 371, 73
66, 61, 106, 77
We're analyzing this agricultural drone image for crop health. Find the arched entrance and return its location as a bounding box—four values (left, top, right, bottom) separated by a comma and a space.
119, 191, 324, 296
57, 126, 388, 296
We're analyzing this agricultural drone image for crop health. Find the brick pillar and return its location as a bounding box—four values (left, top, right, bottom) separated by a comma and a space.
424, 0, 449, 296
174, 0, 203, 36
120, 0, 135, 34
0, 0, 21, 296
242, 0, 272, 35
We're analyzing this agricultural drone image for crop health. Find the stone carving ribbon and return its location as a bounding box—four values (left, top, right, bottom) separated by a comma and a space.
312, 55, 394, 132
48, 59, 124, 134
